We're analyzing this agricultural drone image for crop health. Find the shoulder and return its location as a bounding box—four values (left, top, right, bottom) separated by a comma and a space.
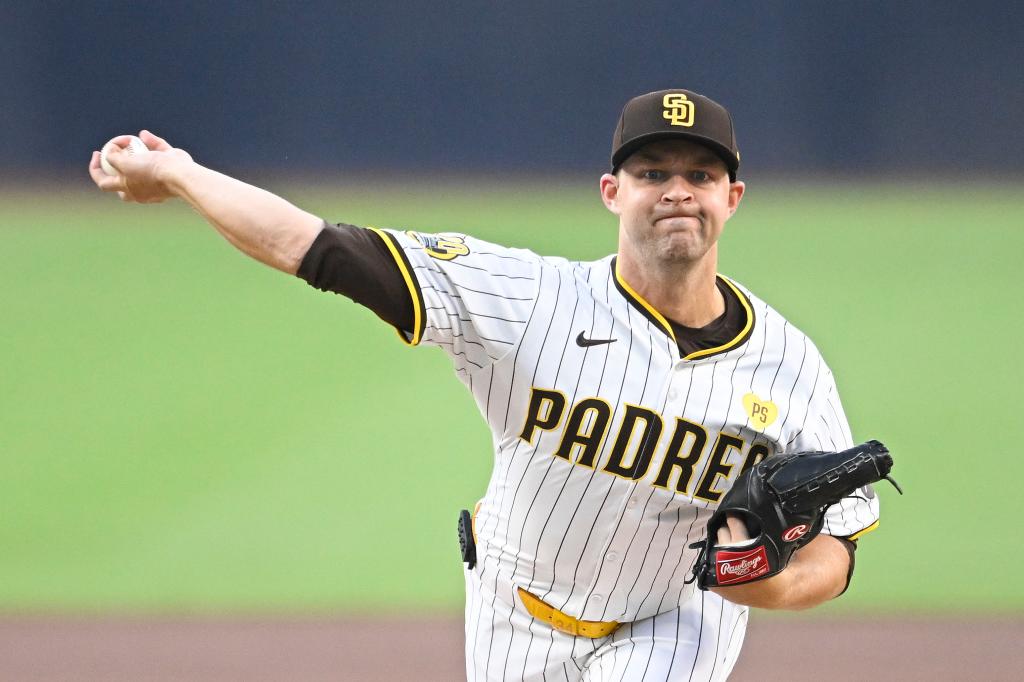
727, 277, 827, 355
540, 252, 615, 277
530, 253, 618, 303
384, 229, 542, 267
381, 227, 613, 289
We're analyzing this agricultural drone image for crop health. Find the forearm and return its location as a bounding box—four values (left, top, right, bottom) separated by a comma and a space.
163, 159, 323, 274
710, 534, 850, 610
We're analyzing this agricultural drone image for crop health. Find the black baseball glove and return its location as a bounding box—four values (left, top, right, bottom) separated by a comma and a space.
688, 440, 900, 590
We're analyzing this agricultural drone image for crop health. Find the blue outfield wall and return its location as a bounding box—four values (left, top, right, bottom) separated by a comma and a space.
1, 1, 1021, 176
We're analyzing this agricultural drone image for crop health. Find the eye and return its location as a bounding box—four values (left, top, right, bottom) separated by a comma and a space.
690, 170, 712, 183
641, 169, 666, 181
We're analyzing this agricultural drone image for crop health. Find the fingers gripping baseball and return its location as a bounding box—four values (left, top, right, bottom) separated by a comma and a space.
138, 130, 173, 152
88, 130, 190, 204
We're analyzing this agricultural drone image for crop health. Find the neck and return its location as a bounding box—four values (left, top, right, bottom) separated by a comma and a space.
616, 247, 724, 328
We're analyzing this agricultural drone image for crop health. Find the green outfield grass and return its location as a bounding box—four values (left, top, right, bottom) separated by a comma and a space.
1, 178, 1021, 614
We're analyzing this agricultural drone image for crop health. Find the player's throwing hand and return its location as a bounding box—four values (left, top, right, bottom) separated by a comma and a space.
89, 130, 191, 204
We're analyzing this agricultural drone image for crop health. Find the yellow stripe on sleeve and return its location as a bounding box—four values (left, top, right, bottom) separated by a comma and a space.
847, 520, 880, 541
368, 227, 423, 346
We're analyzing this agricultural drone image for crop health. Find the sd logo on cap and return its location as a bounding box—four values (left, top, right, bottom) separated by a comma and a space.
611, 89, 740, 181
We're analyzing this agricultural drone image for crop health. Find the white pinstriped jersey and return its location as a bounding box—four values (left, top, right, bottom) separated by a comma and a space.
377, 228, 880, 625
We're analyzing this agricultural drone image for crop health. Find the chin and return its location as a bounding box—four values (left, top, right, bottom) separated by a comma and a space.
656, 237, 708, 264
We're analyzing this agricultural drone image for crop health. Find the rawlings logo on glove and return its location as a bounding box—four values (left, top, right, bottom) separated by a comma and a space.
687, 440, 901, 590
715, 547, 770, 584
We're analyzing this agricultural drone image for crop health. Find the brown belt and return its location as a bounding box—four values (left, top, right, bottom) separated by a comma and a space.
517, 588, 619, 639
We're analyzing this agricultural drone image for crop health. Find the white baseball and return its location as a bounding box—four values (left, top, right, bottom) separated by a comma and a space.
100, 135, 149, 176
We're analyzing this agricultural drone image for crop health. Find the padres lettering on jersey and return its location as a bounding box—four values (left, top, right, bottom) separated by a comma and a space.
518, 388, 772, 501
376, 229, 879, 625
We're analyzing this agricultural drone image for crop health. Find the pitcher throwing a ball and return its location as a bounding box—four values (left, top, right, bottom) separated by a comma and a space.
90, 89, 894, 681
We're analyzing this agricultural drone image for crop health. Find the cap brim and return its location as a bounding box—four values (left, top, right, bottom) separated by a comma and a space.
612, 132, 738, 180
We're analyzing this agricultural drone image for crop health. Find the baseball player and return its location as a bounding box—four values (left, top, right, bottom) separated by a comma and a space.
89, 89, 881, 681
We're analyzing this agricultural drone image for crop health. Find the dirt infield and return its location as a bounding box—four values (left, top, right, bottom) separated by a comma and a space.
2, 614, 1021, 681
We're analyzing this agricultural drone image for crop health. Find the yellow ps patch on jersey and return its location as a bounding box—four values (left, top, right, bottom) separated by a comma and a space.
407, 231, 470, 261
742, 394, 778, 431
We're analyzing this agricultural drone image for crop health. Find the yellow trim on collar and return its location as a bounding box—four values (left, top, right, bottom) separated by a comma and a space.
368, 227, 422, 346
682, 275, 754, 361
613, 264, 754, 359
847, 520, 880, 541
613, 261, 676, 343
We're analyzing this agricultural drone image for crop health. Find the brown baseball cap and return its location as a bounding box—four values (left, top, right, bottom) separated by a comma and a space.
611, 89, 740, 181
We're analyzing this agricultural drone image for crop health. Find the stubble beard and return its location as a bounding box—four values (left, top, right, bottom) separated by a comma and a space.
631, 216, 714, 273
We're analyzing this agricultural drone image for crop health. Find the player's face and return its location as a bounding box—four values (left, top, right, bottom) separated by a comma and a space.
600, 140, 744, 268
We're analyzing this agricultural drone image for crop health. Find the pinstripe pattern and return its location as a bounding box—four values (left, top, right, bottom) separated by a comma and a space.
383, 230, 878, 680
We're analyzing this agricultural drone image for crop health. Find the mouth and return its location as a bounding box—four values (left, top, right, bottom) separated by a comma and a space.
655, 213, 702, 228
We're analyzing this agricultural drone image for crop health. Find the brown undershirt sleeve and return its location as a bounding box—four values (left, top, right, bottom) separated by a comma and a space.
295, 221, 415, 332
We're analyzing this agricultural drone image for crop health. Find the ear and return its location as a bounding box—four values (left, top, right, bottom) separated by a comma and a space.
727, 180, 745, 218
600, 173, 620, 214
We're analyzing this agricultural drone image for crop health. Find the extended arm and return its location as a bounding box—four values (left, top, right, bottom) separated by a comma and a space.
88, 131, 322, 274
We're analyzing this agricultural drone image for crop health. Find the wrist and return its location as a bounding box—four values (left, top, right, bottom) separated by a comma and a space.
711, 569, 794, 610
155, 152, 197, 199
710, 535, 849, 610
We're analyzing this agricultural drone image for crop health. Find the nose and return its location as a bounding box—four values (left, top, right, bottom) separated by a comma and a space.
661, 174, 694, 203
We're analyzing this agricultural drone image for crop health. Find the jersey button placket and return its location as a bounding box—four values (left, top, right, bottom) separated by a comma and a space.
666, 363, 687, 405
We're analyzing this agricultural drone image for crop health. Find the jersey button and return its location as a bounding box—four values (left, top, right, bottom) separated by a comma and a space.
591, 594, 604, 603
668, 388, 679, 400
627, 497, 637, 507
606, 552, 618, 562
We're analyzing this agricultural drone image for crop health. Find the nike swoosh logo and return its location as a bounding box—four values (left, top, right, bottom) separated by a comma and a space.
576, 332, 617, 347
